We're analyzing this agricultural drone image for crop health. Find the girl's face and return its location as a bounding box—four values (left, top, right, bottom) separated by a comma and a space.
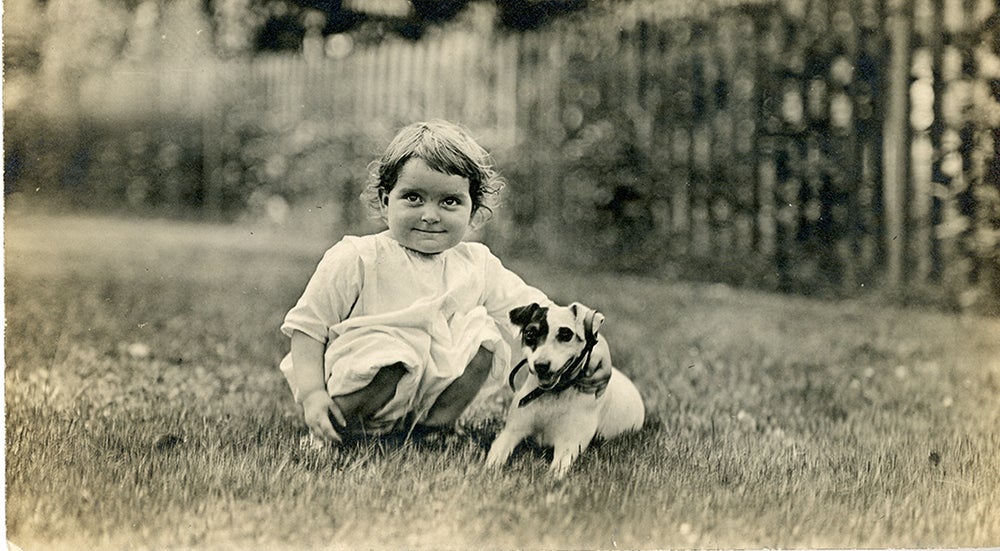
381, 158, 474, 255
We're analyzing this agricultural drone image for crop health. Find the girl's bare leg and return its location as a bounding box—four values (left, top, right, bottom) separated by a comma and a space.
333, 362, 407, 427
422, 347, 493, 427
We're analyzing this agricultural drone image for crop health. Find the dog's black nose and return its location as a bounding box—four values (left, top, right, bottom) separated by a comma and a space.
534, 361, 551, 375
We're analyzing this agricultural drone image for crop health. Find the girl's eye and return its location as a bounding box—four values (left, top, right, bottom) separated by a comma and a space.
403, 193, 422, 203
556, 328, 574, 342
442, 197, 461, 207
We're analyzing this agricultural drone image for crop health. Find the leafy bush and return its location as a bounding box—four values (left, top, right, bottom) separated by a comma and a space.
4, 111, 207, 216
4, 105, 383, 225
218, 111, 381, 222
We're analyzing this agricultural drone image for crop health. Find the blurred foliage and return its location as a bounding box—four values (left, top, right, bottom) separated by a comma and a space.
4, 114, 205, 216
502, 112, 775, 285
4, 109, 380, 221
3, 0, 46, 74
213, 109, 380, 221
530, 115, 662, 271
203, 0, 587, 55
4, 0, 998, 313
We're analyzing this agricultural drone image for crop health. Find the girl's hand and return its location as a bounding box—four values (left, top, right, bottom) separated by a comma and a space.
574, 359, 611, 398
301, 390, 346, 443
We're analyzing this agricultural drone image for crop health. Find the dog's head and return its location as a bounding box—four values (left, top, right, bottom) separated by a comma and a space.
509, 302, 605, 388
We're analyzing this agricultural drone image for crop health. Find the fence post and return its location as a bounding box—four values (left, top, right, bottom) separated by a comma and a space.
201, 61, 223, 214
494, 34, 519, 145
881, 0, 914, 288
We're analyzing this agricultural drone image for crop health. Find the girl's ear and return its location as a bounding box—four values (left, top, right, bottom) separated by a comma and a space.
379, 189, 390, 210
469, 207, 492, 230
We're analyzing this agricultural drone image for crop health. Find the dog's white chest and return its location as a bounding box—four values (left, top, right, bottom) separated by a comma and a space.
514, 390, 603, 444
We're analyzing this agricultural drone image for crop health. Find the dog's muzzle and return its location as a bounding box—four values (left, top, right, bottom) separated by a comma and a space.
533, 357, 576, 389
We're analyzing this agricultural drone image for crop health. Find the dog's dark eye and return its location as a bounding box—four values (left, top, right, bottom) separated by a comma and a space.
523, 327, 538, 344
556, 327, 574, 342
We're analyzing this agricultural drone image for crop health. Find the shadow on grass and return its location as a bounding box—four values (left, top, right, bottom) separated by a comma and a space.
282, 413, 665, 472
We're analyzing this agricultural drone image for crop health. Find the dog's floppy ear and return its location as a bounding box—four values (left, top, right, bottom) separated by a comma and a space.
569, 302, 605, 340
509, 303, 540, 328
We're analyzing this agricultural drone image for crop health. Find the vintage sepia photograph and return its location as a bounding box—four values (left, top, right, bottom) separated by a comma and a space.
4, 0, 999, 548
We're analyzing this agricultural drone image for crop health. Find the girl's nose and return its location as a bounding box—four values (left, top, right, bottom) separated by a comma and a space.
421, 208, 440, 224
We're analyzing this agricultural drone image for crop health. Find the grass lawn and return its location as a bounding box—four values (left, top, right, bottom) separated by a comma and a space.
5, 212, 1000, 550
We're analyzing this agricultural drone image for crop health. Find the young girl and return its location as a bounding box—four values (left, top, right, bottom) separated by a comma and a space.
280, 120, 608, 443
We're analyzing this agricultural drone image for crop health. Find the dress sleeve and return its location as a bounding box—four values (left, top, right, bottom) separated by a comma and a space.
478, 244, 550, 325
280, 239, 364, 342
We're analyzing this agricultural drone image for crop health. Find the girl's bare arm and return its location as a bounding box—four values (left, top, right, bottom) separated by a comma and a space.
291, 331, 345, 441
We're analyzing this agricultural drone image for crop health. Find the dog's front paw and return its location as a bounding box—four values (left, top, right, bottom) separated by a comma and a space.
485, 455, 502, 469
550, 441, 586, 478
485, 432, 520, 469
485, 444, 512, 468
550, 456, 575, 479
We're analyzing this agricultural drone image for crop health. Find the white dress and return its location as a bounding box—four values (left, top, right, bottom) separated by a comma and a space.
280, 231, 546, 432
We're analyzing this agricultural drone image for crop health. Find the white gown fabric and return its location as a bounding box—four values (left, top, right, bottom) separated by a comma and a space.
280, 231, 546, 432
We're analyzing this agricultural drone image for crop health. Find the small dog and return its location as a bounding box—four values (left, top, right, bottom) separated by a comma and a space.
486, 302, 644, 477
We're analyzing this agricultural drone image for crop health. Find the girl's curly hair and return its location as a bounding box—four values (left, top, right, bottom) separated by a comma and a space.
361, 120, 505, 220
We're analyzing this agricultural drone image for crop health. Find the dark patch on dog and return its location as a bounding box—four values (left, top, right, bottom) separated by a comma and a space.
509, 303, 549, 351
508, 303, 543, 327
555, 326, 576, 343
509, 438, 555, 463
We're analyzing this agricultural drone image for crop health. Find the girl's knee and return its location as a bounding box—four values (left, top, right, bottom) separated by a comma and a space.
372, 362, 408, 386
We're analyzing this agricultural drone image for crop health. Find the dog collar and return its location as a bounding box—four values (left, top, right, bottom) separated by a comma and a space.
581, 309, 600, 347
511, 329, 600, 408
508, 358, 528, 392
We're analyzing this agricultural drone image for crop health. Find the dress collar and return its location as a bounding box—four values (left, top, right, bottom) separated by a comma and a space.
379, 230, 450, 261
